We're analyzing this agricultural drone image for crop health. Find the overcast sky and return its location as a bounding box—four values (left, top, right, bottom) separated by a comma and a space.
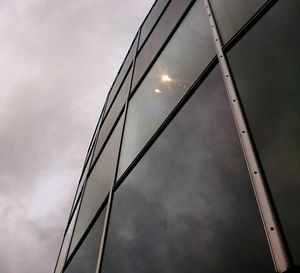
0, 1, 153, 272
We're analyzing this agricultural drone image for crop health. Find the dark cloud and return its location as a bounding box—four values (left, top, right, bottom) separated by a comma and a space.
0, 1, 153, 273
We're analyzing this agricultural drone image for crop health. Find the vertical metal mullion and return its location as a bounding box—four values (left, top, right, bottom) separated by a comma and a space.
53, 231, 67, 273
203, 0, 289, 272
90, 96, 109, 165
62, 141, 96, 272
67, 97, 107, 228
64, 103, 105, 261
55, 98, 107, 273
94, 29, 142, 273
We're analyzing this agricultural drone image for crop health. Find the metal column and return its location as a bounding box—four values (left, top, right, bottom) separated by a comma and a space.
203, 0, 290, 272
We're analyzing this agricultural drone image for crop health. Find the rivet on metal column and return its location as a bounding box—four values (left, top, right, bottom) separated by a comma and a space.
203, 0, 290, 272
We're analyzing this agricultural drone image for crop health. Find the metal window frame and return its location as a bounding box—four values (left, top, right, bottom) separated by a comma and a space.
62, 196, 109, 272
53, 97, 107, 273
96, 1, 218, 271
104, 30, 139, 115
60, 100, 109, 271
63, 109, 126, 270
55, 0, 299, 272
137, 0, 172, 53
131, 0, 197, 95
94, 26, 142, 273
90, 101, 126, 169
90, 63, 133, 168
67, 99, 107, 225
100, 61, 133, 125
62, 82, 130, 272
223, 0, 278, 53
203, 0, 290, 272
221, 0, 295, 267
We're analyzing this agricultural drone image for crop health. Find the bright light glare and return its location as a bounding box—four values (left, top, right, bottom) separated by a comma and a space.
161, 74, 172, 82
154, 88, 161, 93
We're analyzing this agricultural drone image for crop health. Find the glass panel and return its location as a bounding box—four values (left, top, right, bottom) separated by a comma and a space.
70, 110, 104, 217
105, 35, 137, 113
132, 0, 193, 90
71, 152, 93, 215
210, 0, 266, 44
87, 99, 106, 160
227, 0, 300, 263
68, 114, 123, 256
92, 67, 132, 165
102, 66, 274, 273
118, 0, 215, 178
55, 206, 79, 273
64, 206, 107, 273
138, 0, 169, 50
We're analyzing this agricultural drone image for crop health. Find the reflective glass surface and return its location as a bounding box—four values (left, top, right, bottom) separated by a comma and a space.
70, 113, 104, 217
228, 0, 300, 263
105, 35, 137, 113
118, 0, 215, 178
138, 0, 169, 50
210, 0, 266, 44
102, 66, 274, 273
71, 153, 93, 216
64, 206, 107, 273
92, 67, 132, 165
87, 101, 105, 158
55, 206, 79, 273
132, 0, 193, 90
68, 114, 123, 256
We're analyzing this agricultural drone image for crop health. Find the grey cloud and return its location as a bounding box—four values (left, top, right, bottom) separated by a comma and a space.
0, 0, 153, 273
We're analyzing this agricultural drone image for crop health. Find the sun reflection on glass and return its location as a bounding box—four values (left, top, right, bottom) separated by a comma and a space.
161, 74, 172, 82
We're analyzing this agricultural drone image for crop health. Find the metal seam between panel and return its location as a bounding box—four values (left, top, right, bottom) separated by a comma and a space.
203, 0, 290, 272
94, 28, 142, 273
62, 118, 104, 271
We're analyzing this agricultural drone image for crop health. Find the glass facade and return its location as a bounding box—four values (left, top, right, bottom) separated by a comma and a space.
54, 1, 300, 273
102, 66, 274, 273
227, 0, 300, 264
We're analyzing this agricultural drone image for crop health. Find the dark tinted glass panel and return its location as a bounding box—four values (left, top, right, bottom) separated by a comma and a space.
64, 206, 106, 273
210, 0, 266, 44
138, 0, 169, 50
118, 0, 215, 177
105, 35, 137, 113
55, 206, 79, 273
71, 153, 93, 216
228, 0, 300, 263
68, 114, 123, 256
70, 115, 103, 217
87, 100, 106, 159
102, 66, 274, 273
92, 67, 132, 165
132, 0, 193, 90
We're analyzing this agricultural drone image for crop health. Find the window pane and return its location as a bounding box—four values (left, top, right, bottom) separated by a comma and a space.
55, 206, 79, 273
105, 35, 137, 113
118, 0, 215, 178
68, 114, 123, 256
132, 0, 193, 90
64, 206, 107, 273
71, 151, 93, 216
71, 117, 101, 216
210, 0, 266, 44
138, 0, 169, 50
102, 66, 274, 273
92, 67, 131, 165
227, 0, 300, 263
